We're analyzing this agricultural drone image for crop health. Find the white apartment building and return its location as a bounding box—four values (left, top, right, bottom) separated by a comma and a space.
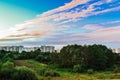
40, 46, 55, 53
23, 47, 40, 52
112, 48, 120, 53
0, 46, 55, 53
0, 46, 24, 53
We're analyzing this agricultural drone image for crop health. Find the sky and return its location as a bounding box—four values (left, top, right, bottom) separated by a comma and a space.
0, 0, 120, 49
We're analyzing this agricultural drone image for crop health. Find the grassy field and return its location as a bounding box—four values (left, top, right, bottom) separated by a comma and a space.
15, 60, 120, 80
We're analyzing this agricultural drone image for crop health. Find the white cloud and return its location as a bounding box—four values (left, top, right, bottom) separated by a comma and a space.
82, 24, 104, 30
1, 0, 120, 45
53, 26, 120, 43
101, 20, 120, 25
106, 0, 113, 3
40, 0, 90, 16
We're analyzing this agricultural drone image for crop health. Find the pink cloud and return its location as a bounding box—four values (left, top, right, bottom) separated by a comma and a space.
53, 25, 120, 43
1, 0, 120, 44
82, 24, 104, 30
40, 0, 90, 16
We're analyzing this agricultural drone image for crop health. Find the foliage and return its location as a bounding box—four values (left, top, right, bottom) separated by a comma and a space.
0, 44, 119, 72
38, 69, 46, 76
0, 44, 120, 80
0, 56, 38, 80
15, 60, 120, 80
17, 49, 41, 60
73, 64, 86, 73
113, 65, 120, 73
1, 57, 14, 63
87, 69, 94, 74
12, 66, 38, 80
35, 52, 51, 64
44, 70, 60, 77
0, 61, 15, 79
54, 44, 118, 71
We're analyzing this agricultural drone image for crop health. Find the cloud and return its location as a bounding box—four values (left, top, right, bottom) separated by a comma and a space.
93, 6, 120, 15
51, 26, 120, 44
101, 20, 120, 25
82, 24, 104, 30
37, 0, 120, 24
106, 0, 113, 3
89, 26, 120, 42
40, 0, 90, 16
1, 0, 120, 45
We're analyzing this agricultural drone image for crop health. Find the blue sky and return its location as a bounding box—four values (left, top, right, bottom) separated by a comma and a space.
0, 0, 120, 49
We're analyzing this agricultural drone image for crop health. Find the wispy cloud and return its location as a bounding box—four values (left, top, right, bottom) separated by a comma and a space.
50, 25, 120, 44
82, 24, 104, 31
1, 0, 120, 45
101, 20, 120, 25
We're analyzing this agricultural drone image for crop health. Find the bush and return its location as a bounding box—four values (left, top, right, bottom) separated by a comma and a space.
0, 61, 15, 79
38, 69, 46, 76
113, 65, 120, 73
38, 69, 60, 77
44, 70, 60, 77
12, 66, 38, 80
87, 69, 94, 74
73, 64, 86, 73
2, 57, 14, 63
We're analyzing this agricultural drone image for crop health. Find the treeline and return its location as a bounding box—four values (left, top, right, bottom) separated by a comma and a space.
51, 44, 120, 72
0, 44, 120, 75
35, 44, 120, 72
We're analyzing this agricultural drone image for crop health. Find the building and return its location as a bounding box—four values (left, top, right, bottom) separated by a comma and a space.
112, 48, 116, 53
23, 47, 40, 52
112, 48, 120, 53
0, 46, 24, 53
33, 47, 40, 51
116, 48, 120, 53
56, 49, 61, 53
0, 45, 55, 53
40, 46, 55, 53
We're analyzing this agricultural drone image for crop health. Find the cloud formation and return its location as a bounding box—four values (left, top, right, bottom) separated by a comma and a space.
1, 0, 120, 46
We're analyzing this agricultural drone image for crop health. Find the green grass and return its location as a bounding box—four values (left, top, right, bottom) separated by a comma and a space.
15, 60, 76, 76
15, 60, 120, 80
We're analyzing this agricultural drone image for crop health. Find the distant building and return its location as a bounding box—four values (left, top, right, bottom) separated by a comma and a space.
40, 46, 55, 53
112, 48, 120, 53
0, 45, 55, 53
56, 49, 61, 53
23, 47, 40, 52
112, 48, 116, 53
0, 46, 24, 53
116, 48, 120, 53
23, 47, 33, 52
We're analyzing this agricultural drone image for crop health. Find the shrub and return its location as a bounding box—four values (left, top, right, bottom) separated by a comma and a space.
113, 65, 120, 73
38, 69, 46, 76
73, 64, 86, 73
44, 70, 60, 77
12, 66, 38, 80
0, 61, 15, 79
38, 69, 60, 77
87, 69, 94, 74
2, 57, 14, 63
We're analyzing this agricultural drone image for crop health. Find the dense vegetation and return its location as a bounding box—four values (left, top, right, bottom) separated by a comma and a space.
55, 45, 119, 70
0, 44, 120, 80
0, 58, 38, 80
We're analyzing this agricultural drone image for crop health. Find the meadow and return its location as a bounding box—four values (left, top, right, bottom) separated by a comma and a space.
15, 60, 120, 80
